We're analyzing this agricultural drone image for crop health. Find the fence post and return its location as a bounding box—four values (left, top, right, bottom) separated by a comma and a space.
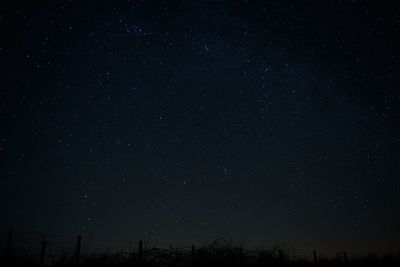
278, 249, 283, 264
5, 229, 13, 256
191, 245, 196, 265
5, 229, 13, 264
191, 244, 195, 257
138, 240, 143, 263
313, 250, 318, 264
75, 235, 82, 266
40, 241, 46, 267
343, 251, 348, 262
239, 247, 244, 265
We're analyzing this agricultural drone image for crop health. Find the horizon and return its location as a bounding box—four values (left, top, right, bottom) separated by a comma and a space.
1, 228, 399, 259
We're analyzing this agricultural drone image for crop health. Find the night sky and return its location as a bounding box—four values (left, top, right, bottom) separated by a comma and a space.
1, 1, 400, 255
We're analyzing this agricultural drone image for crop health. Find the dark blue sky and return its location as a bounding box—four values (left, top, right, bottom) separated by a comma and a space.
1, 1, 400, 255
